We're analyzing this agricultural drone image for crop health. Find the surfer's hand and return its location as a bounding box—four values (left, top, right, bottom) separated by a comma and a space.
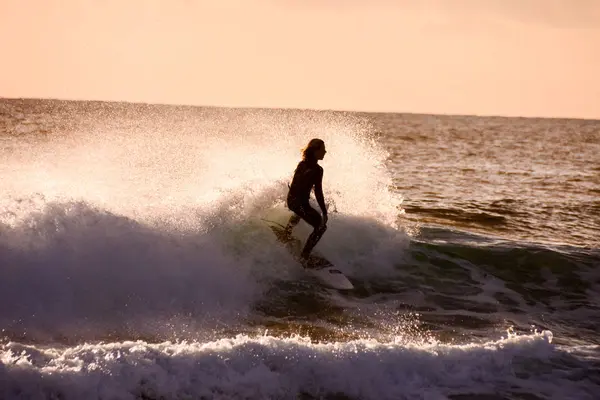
322, 214, 328, 226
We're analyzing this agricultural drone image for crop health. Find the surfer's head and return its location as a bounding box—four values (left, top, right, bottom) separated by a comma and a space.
302, 138, 327, 161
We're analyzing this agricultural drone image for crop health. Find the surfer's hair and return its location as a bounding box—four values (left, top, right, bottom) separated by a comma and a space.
302, 138, 325, 160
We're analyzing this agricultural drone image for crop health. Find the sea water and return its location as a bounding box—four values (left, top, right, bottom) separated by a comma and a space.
1, 99, 598, 399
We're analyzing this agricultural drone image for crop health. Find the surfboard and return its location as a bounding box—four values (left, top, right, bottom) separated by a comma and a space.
268, 224, 354, 290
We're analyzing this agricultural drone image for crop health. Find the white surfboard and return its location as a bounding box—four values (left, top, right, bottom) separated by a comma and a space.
268, 223, 354, 290
302, 255, 355, 290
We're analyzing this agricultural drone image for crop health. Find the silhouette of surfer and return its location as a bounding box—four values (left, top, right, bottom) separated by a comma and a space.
284, 138, 328, 260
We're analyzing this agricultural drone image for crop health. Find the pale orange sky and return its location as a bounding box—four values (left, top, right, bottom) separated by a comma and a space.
1, 0, 599, 118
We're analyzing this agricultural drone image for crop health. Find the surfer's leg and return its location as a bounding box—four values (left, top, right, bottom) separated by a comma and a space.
285, 196, 303, 236
284, 213, 301, 236
301, 226, 327, 259
299, 207, 326, 259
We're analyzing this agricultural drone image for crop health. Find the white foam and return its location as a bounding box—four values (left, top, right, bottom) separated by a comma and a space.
2, 331, 597, 400
0, 199, 263, 342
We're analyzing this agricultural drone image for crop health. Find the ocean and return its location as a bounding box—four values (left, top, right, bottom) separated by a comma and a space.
1, 98, 599, 399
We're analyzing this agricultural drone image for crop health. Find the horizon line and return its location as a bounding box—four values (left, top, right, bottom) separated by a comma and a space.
2, 96, 598, 122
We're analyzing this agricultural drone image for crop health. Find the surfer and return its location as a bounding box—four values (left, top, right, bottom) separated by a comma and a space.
284, 138, 328, 260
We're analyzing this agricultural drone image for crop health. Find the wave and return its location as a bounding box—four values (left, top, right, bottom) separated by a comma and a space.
0, 106, 408, 343
2, 331, 599, 400
0, 199, 264, 343
405, 204, 509, 227
2, 194, 598, 347
0, 195, 411, 344
407, 228, 600, 345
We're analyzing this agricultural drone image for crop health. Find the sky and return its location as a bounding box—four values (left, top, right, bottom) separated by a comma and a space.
1, 0, 599, 119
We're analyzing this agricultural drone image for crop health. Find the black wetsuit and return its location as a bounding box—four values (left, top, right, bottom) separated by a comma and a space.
286, 158, 327, 258
287, 159, 325, 227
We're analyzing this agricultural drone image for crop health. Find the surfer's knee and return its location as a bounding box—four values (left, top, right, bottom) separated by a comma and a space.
310, 223, 325, 236
306, 213, 322, 230
317, 223, 327, 235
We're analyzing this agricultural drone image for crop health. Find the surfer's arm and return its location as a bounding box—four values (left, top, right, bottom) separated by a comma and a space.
314, 169, 327, 221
